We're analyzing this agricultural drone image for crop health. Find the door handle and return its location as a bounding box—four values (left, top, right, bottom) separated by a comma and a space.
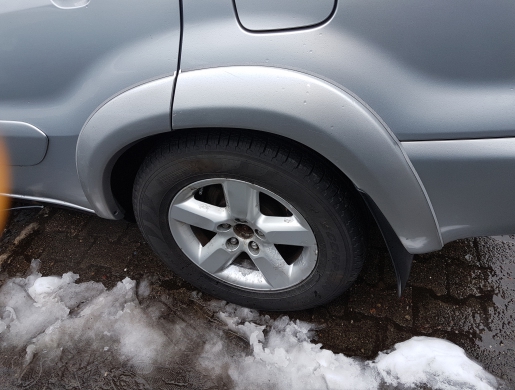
51, 0, 90, 9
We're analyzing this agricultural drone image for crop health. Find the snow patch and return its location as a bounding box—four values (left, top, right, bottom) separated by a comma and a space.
0, 261, 502, 389
375, 337, 497, 389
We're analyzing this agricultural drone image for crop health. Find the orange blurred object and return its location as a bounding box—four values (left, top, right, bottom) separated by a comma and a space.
0, 138, 11, 233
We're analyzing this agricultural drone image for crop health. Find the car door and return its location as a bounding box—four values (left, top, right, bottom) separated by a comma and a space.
0, 0, 180, 208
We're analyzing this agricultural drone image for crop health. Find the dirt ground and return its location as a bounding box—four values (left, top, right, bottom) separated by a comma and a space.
0, 205, 514, 389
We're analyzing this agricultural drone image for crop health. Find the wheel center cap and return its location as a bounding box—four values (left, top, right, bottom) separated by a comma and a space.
233, 224, 254, 239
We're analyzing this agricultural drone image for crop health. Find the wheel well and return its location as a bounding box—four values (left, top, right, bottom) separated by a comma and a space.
110, 128, 371, 225
110, 133, 171, 221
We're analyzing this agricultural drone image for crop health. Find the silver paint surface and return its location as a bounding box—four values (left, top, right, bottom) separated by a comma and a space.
1, 0, 514, 254
0, 0, 180, 208
77, 76, 175, 219
404, 138, 515, 243
180, 0, 515, 141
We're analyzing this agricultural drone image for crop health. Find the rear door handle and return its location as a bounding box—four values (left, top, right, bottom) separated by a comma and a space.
51, 0, 90, 9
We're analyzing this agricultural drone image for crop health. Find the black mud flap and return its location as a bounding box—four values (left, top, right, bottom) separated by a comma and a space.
359, 191, 413, 297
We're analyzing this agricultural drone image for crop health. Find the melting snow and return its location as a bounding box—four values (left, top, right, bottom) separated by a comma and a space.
0, 260, 502, 389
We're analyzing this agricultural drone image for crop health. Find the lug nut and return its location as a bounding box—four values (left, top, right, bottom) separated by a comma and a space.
229, 237, 238, 245
248, 241, 260, 255
218, 223, 232, 232
255, 229, 265, 238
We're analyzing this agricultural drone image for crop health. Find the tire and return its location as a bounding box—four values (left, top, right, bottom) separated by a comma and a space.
133, 129, 365, 311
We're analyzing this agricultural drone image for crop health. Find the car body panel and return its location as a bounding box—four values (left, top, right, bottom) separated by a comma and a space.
77, 76, 175, 219
404, 138, 515, 243
180, 0, 515, 141
171, 0, 515, 253
0, 121, 48, 166
7, 135, 90, 209
0, 0, 180, 207
233, 0, 336, 31
0, 0, 514, 261
172, 66, 443, 254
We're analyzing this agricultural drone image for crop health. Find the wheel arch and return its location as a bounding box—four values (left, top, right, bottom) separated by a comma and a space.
172, 66, 443, 254
77, 66, 443, 255
76, 75, 175, 220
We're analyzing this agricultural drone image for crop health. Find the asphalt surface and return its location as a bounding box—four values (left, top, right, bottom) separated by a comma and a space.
0, 205, 514, 389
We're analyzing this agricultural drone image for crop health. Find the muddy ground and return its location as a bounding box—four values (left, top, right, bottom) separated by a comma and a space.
0, 205, 513, 389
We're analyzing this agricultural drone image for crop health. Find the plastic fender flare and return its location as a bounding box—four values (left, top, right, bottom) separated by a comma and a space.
76, 76, 175, 219
172, 66, 443, 254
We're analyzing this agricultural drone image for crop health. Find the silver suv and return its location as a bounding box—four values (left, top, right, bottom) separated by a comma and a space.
1, 0, 514, 310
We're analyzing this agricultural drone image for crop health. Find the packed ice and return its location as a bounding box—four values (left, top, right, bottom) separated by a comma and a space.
0, 260, 502, 389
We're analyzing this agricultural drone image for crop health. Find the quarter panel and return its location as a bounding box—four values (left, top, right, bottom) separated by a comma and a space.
173, 66, 443, 254
181, 0, 515, 141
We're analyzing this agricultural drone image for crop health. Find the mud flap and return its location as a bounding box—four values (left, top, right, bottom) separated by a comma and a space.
359, 191, 413, 297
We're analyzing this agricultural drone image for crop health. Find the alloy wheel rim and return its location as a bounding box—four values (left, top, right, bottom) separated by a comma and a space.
168, 178, 318, 291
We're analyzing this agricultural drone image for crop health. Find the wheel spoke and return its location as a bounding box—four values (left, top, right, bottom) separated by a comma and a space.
256, 215, 316, 246
198, 234, 238, 273
169, 197, 229, 231
252, 244, 291, 289
222, 180, 260, 221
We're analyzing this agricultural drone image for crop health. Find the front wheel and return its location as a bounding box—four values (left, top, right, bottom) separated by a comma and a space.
133, 130, 366, 311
